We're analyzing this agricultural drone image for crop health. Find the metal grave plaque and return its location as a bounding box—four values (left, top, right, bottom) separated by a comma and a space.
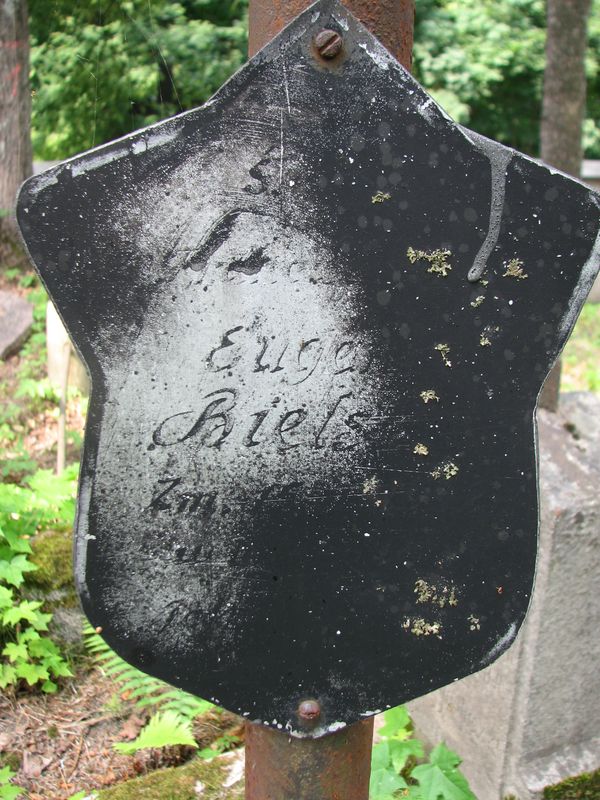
17, 0, 600, 737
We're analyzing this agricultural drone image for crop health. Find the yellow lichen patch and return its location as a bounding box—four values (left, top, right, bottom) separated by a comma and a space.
372, 191, 391, 203
434, 343, 451, 367
420, 389, 439, 403
479, 325, 499, 347
480, 279, 489, 287
431, 462, 459, 480
470, 295, 485, 308
414, 579, 458, 609
402, 616, 442, 638
414, 443, 429, 456
362, 476, 379, 496
468, 614, 481, 631
503, 258, 528, 280
407, 246, 452, 277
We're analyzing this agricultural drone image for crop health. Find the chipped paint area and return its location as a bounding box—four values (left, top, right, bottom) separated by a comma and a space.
71, 146, 130, 177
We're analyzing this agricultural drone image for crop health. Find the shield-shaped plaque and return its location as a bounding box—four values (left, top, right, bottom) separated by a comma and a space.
17, 0, 600, 736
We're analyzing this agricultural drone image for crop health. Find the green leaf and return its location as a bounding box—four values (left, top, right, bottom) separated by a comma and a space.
0, 555, 38, 588
29, 610, 52, 631
2, 642, 29, 663
113, 710, 198, 754
197, 746, 220, 761
47, 659, 73, 678
41, 679, 58, 693
0, 785, 24, 800
0, 527, 32, 555
2, 599, 43, 626
411, 744, 476, 800
0, 663, 17, 689
389, 738, 425, 773
0, 766, 16, 783
429, 744, 464, 773
24, 634, 59, 658
379, 706, 412, 740
0, 586, 14, 610
371, 741, 393, 771
15, 660, 49, 686
369, 765, 408, 800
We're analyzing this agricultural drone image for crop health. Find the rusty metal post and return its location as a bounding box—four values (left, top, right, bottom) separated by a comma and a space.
248, 0, 415, 69
246, 718, 375, 800
245, 1, 414, 797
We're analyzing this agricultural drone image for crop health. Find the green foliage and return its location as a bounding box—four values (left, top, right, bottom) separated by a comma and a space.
84, 623, 213, 720
114, 710, 197, 754
28, 0, 600, 161
30, 0, 248, 160
0, 534, 73, 692
0, 465, 76, 692
0, 765, 25, 800
84, 624, 240, 757
413, 0, 600, 157
543, 768, 600, 799
562, 304, 600, 393
370, 707, 477, 800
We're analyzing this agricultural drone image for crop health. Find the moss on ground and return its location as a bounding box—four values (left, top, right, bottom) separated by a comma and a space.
27, 528, 76, 602
543, 769, 600, 799
96, 755, 244, 800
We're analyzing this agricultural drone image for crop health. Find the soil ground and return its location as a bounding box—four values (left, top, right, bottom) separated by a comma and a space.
0, 666, 243, 799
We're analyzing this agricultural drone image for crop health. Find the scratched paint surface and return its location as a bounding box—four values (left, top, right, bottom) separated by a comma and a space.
17, 0, 600, 737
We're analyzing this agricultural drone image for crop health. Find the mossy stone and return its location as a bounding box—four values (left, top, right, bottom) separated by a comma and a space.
27, 528, 75, 598
96, 755, 244, 800
543, 769, 600, 799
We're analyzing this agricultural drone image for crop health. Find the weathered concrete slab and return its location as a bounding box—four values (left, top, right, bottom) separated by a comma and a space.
408, 391, 600, 800
0, 289, 33, 359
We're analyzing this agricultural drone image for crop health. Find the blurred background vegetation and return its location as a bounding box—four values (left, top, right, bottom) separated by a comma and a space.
28, 0, 600, 161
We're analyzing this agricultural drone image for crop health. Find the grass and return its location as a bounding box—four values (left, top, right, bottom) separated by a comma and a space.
561, 304, 600, 393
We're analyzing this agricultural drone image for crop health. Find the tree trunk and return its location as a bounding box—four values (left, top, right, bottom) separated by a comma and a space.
538, 0, 591, 411
0, 0, 32, 258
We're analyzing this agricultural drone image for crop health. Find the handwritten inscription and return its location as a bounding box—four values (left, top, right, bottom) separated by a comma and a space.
152, 389, 369, 452
207, 326, 372, 383
150, 326, 379, 453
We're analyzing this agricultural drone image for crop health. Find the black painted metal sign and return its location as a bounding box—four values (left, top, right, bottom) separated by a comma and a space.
17, 0, 600, 736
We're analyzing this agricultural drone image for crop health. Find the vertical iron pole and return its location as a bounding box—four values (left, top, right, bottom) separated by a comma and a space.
244, 2, 415, 798
248, 0, 415, 71
246, 718, 375, 800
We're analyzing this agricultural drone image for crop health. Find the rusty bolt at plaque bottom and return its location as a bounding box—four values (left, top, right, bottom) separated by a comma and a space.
314, 29, 343, 59
297, 699, 321, 722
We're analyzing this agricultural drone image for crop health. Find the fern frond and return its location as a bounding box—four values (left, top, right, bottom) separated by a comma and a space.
82, 621, 214, 721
